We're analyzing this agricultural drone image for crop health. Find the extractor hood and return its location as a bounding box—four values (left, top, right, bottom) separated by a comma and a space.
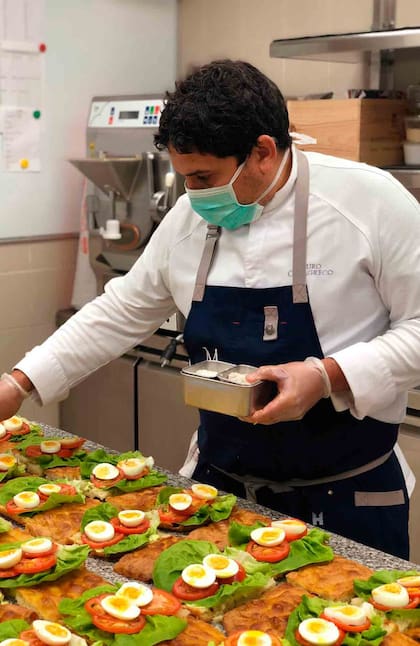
270, 26, 420, 63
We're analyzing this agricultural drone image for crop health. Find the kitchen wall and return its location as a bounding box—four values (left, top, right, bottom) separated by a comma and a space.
0, 0, 177, 427
178, 0, 420, 96
177, 0, 420, 563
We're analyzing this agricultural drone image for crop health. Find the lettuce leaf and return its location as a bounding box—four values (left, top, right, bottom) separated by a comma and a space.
0, 461, 26, 482
152, 539, 272, 612
283, 595, 387, 646
0, 516, 11, 533
388, 608, 420, 628
9, 428, 43, 446
354, 570, 420, 600
0, 544, 89, 588
156, 486, 236, 526
0, 619, 30, 640
80, 502, 159, 556
0, 475, 84, 515
59, 584, 186, 646
228, 519, 267, 546
80, 449, 167, 492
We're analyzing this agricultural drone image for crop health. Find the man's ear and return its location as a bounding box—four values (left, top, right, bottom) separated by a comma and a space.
253, 135, 278, 172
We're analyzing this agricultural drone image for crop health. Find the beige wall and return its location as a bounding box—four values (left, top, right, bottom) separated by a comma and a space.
0, 237, 78, 427
178, 0, 420, 97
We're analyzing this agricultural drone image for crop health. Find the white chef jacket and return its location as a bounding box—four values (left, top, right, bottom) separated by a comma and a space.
16, 147, 420, 432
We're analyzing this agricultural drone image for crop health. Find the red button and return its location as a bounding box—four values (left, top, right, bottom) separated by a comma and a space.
39, 43, 47, 53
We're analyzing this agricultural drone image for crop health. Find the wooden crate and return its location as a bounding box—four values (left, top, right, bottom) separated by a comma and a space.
287, 98, 406, 166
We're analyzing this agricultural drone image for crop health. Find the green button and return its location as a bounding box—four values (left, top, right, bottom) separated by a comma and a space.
33, 110, 41, 119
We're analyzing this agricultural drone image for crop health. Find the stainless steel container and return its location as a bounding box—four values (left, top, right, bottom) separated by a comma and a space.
181, 361, 274, 417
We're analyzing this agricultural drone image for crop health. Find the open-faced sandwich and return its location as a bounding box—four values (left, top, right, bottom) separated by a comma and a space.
14, 436, 87, 476
79, 449, 167, 499
75, 501, 160, 556
59, 582, 187, 645
0, 416, 43, 452
152, 539, 274, 622
0, 617, 88, 646
353, 570, 420, 621
227, 519, 333, 577
0, 537, 89, 588
0, 476, 84, 521
156, 484, 237, 531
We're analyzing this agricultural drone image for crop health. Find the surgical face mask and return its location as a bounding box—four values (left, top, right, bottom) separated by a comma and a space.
186, 146, 290, 230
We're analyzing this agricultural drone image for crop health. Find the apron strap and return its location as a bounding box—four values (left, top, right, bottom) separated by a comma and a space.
192, 147, 311, 303
192, 224, 220, 302
211, 449, 394, 502
292, 150, 310, 304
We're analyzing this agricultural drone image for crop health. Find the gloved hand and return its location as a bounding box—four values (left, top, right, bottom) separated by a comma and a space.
240, 360, 328, 425
0, 379, 25, 421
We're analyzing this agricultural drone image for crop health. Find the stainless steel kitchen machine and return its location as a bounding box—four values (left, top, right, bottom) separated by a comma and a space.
70, 94, 183, 292
60, 94, 199, 470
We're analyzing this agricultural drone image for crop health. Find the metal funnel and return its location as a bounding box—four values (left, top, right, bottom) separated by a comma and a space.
69, 156, 143, 201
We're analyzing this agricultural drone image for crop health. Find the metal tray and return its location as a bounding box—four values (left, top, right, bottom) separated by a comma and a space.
182, 361, 274, 417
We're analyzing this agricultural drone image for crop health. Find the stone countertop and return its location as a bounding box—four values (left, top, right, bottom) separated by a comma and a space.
41, 423, 420, 585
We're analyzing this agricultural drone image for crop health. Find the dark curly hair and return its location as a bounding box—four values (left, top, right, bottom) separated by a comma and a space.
154, 60, 291, 162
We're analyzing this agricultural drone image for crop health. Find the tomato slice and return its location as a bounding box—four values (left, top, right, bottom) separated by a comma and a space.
224, 631, 282, 646
5, 499, 32, 515
0, 566, 18, 578
407, 588, 420, 600
60, 436, 86, 449
19, 630, 46, 646
82, 531, 125, 550
110, 517, 150, 535
158, 507, 193, 526
370, 597, 420, 611
15, 553, 57, 574
140, 588, 181, 616
217, 562, 246, 585
38, 483, 77, 501
295, 628, 345, 646
10, 422, 31, 437
123, 467, 149, 481
172, 576, 220, 601
85, 594, 146, 634
25, 445, 43, 458
320, 612, 371, 633
57, 448, 74, 458
23, 543, 58, 559
246, 540, 290, 563
90, 471, 124, 489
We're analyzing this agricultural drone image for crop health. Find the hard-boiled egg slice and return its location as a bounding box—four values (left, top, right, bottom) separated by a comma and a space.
92, 463, 120, 480
372, 583, 409, 608
0, 640, 30, 646
22, 537, 53, 556
100, 595, 140, 620
13, 491, 40, 510
32, 621, 71, 646
116, 582, 154, 607
203, 554, 239, 579
324, 605, 368, 626
169, 493, 192, 511
271, 518, 307, 540
3, 417, 23, 432
397, 575, 420, 588
38, 483, 62, 496
181, 563, 216, 589
0, 423, 7, 439
237, 631, 274, 646
0, 547, 22, 569
0, 453, 16, 471
118, 510, 146, 527
84, 520, 115, 542
250, 526, 286, 547
191, 483, 218, 501
117, 457, 146, 478
298, 618, 340, 646
40, 440, 61, 454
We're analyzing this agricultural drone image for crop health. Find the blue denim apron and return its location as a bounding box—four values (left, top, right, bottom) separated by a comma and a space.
183, 150, 409, 559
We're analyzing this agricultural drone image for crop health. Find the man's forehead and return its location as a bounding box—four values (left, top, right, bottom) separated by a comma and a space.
168, 146, 235, 175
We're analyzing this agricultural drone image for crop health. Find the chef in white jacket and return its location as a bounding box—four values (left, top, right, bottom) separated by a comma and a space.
1, 60, 420, 559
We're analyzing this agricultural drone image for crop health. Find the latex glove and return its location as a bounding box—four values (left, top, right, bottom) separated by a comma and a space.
240, 361, 327, 425
0, 379, 24, 421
